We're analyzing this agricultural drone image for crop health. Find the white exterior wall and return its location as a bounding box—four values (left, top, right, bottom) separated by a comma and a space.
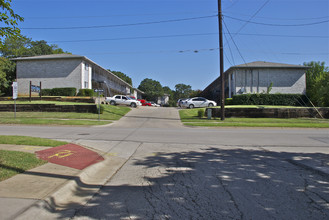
81, 62, 92, 89
16, 59, 82, 96
230, 68, 306, 97
15, 55, 143, 98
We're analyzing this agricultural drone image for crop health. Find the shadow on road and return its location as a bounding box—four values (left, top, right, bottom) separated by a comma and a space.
61, 148, 329, 219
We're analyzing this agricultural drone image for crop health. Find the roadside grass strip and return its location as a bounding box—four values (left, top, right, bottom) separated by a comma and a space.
0, 135, 68, 147
0, 117, 111, 126
180, 108, 329, 128
0, 150, 47, 181
0, 104, 131, 126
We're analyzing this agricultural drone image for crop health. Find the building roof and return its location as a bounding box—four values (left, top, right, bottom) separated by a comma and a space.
230, 61, 308, 69
10, 54, 85, 61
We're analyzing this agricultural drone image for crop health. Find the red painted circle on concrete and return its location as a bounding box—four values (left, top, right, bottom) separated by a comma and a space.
36, 144, 104, 170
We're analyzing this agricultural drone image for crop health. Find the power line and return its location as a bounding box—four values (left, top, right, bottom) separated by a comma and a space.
24, 11, 217, 19
226, 13, 329, 21
223, 20, 248, 65
48, 32, 328, 44
49, 33, 219, 43
19, 15, 217, 30
225, 15, 329, 26
234, 0, 270, 35
80, 47, 328, 55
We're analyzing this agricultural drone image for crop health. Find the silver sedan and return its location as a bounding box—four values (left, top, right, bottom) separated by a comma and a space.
181, 97, 217, 109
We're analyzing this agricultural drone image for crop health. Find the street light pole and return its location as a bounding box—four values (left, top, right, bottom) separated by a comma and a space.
218, 0, 225, 120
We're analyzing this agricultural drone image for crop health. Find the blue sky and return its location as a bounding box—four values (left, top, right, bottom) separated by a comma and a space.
12, 0, 329, 90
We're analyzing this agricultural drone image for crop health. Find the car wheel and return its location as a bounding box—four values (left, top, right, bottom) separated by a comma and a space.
130, 102, 137, 108
189, 104, 194, 109
110, 101, 116, 105
208, 103, 214, 107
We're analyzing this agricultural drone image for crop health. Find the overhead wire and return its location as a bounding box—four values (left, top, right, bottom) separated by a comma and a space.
48, 32, 328, 44
225, 15, 329, 27
233, 0, 271, 36
225, 12, 329, 21
222, 19, 248, 65
19, 15, 217, 30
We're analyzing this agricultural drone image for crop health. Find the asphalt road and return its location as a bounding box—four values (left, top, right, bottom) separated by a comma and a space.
1, 107, 329, 219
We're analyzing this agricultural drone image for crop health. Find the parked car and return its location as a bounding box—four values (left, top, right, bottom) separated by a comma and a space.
105, 95, 141, 108
138, 99, 152, 106
181, 97, 217, 109
177, 98, 187, 108
150, 102, 160, 107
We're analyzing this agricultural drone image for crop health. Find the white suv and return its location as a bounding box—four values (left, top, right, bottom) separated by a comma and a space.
105, 95, 141, 108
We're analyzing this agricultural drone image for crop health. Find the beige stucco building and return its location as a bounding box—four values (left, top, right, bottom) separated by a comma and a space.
12, 54, 143, 98
201, 61, 309, 103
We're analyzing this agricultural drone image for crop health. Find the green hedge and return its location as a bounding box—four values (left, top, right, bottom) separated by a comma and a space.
41, 87, 76, 96
77, 89, 95, 97
41, 89, 52, 96
231, 94, 309, 106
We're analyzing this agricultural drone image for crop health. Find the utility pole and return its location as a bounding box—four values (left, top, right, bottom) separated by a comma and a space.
218, 0, 225, 120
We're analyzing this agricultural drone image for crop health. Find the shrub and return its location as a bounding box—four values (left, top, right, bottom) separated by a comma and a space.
231, 94, 309, 106
41, 87, 76, 96
78, 89, 95, 97
41, 89, 52, 96
225, 98, 233, 105
96, 105, 104, 114
198, 109, 205, 118
51, 87, 76, 96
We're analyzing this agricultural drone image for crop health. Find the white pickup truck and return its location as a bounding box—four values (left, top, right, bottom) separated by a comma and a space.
105, 95, 141, 108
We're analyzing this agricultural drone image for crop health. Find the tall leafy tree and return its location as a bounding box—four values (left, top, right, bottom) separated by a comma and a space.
304, 61, 329, 107
189, 89, 202, 98
163, 86, 177, 106
0, 0, 24, 49
0, 57, 15, 95
0, 35, 30, 57
1, 36, 68, 58
174, 83, 192, 100
138, 78, 164, 101
109, 70, 132, 85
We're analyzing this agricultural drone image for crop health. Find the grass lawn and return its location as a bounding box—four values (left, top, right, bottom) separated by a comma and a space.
0, 103, 131, 126
0, 136, 68, 181
179, 108, 329, 128
0, 150, 47, 181
0, 135, 68, 146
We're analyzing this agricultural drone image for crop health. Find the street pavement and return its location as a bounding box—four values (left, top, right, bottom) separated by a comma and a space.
0, 107, 328, 219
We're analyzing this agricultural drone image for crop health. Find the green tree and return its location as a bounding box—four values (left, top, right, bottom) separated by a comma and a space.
304, 61, 329, 107
163, 86, 173, 95
174, 83, 192, 100
0, 0, 24, 49
1, 36, 68, 58
109, 70, 132, 85
138, 78, 164, 101
0, 35, 30, 57
189, 89, 202, 98
163, 86, 176, 106
0, 57, 15, 95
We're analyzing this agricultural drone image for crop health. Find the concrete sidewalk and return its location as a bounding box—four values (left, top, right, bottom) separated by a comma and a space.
1, 143, 329, 220
0, 144, 128, 220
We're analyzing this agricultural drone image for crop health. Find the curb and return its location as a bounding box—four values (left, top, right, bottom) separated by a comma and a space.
14, 153, 126, 219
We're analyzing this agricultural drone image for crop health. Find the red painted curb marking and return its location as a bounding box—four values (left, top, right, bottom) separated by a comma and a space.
36, 143, 104, 170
